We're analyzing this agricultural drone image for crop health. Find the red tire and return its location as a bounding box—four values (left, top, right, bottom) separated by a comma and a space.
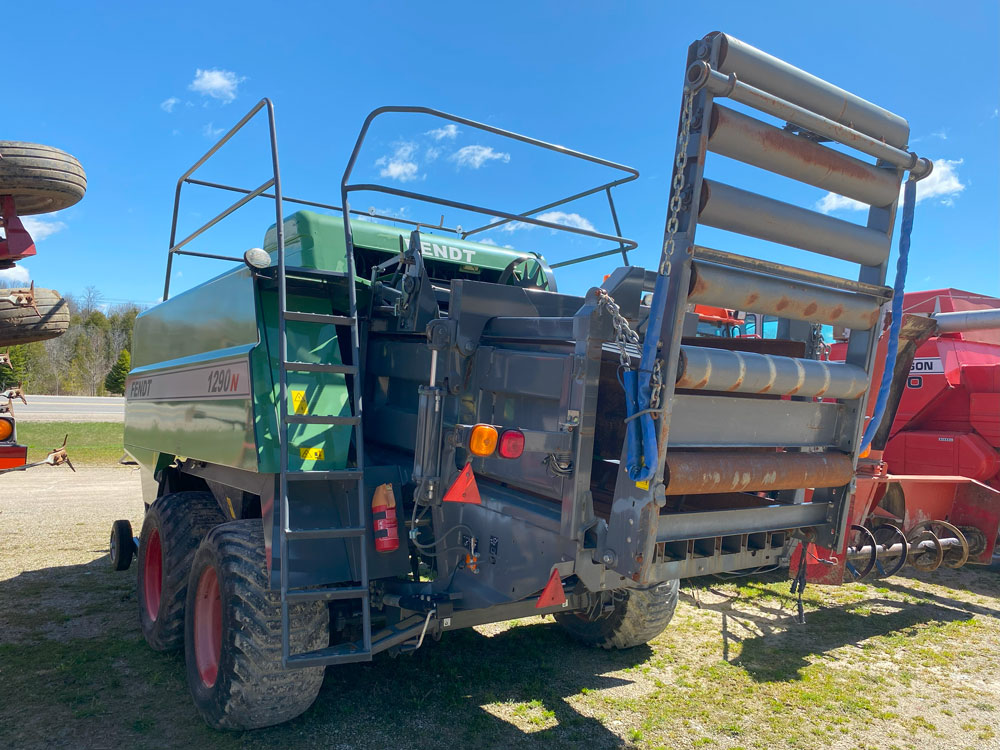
137, 491, 226, 651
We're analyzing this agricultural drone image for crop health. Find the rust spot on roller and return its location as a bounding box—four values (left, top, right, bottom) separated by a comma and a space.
803, 303, 818, 316
829, 305, 844, 320
745, 293, 759, 305
775, 297, 789, 311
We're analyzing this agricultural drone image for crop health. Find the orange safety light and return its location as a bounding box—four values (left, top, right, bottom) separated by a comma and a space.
468, 424, 498, 456
0, 418, 12, 442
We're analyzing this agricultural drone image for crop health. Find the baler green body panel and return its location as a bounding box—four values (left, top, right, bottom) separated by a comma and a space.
124, 267, 262, 474
263, 211, 532, 276
125, 213, 540, 491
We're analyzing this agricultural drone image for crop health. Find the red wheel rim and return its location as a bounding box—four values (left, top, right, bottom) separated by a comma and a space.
143, 528, 163, 622
193, 565, 222, 688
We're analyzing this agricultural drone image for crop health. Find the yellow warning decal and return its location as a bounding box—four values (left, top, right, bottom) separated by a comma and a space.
635, 479, 650, 491
291, 390, 309, 414
299, 447, 325, 461
225, 496, 236, 518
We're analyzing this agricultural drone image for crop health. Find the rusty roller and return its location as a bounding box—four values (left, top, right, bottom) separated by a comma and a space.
663, 450, 853, 495
677, 345, 869, 399
688, 260, 881, 330
709, 32, 910, 148
708, 105, 901, 208
699, 180, 891, 267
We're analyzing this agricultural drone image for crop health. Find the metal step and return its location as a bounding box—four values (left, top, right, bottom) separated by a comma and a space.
284, 311, 357, 326
285, 415, 360, 426
284, 362, 358, 375
286, 585, 368, 602
285, 642, 372, 668
284, 526, 367, 541
286, 469, 363, 481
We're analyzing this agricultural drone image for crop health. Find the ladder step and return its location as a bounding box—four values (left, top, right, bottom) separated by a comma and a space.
284, 311, 356, 326
285, 415, 360, 426
285, 642, 371, 668
285, 526, 367, 541
286, 469, 363, 481
286, 585, 368, 602
284, 362, 358, 375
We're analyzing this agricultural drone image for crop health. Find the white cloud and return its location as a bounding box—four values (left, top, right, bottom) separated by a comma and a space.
426, 124, 460, 140
815, 158, 966, 213
425, 146, 441, 162
537, 211, 596, 232
202, 122, 224, 138
491, 211, 596, 234
375, 142, 419, 182
160, 97, 180, 113
0, 265, 30, 284
450, 145, 510, 169
189, 69, 245, 103
22, 215, 67, 241
478, 237, 498, 245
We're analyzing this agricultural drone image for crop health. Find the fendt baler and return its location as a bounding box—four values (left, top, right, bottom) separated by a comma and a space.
114, 32, 934, 729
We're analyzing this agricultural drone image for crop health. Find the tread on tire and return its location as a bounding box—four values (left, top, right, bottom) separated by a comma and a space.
555, 579, 680, 649
184, 520, 328, 730
137, 491, 226, 651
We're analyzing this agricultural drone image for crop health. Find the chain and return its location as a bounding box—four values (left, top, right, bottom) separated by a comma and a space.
659, 89, 695, 276
647, 88, 697, 408
596, 289, 639, 372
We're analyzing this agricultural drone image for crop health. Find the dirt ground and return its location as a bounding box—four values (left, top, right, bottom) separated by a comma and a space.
1, 467, 999, 750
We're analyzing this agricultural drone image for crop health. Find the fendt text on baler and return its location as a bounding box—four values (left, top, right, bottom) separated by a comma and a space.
113, 32, 937, 729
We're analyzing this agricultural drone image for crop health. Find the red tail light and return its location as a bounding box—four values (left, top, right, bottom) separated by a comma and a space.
498, 429, 525, 459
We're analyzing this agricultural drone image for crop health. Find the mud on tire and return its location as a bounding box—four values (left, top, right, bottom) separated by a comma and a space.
555, 579, 679, 649
137, 491, 226, 651
184, 520, 328, 730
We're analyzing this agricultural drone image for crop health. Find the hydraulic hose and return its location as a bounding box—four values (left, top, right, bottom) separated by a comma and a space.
859, 177, 916, 455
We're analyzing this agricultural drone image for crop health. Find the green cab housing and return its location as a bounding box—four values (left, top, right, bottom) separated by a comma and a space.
124, 211, 546, 500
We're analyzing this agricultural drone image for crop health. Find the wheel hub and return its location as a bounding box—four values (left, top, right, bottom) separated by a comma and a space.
193, 566, 222, 688
143, 529, 163, 621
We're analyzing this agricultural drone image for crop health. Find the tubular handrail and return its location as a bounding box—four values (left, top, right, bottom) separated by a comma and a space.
339, 106, 639, 269
164, 98, 283, 300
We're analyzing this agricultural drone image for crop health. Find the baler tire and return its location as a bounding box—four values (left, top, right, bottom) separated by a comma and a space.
110, 519, 135, 571
0, 288, 70, 347
555, 579, 679, 649
0, 141, 87, 215
137, 491, 226, 652
184, 520, 328, 730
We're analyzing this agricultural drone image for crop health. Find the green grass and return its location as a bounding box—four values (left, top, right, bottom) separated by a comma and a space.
15, 421, 125, 466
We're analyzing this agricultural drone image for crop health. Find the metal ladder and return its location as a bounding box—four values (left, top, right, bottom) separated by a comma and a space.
275, 186, 373, 669
610, 32, 931, 578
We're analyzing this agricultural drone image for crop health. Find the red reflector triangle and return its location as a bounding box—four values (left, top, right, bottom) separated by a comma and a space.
442, 463, 481, 505
535, 568, 566, 609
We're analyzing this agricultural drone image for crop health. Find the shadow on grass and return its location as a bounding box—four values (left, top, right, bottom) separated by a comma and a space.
680, 572, 976, 685
0, 556, 648, 750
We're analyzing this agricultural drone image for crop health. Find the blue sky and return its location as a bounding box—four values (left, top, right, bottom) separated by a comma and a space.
4, 1, 998, 305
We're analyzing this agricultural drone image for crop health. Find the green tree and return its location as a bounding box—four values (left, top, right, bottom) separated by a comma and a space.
104, 349, 130, 395
0, 345, 28, 391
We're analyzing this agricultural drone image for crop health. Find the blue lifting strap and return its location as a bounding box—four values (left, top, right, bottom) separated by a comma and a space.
858, 177, 917, 455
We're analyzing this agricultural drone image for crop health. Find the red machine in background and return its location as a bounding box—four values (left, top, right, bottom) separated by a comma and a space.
877, 289, 1000, 489
799, 289, 1000, 584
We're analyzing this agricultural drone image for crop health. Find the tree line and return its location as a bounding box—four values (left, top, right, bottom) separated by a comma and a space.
1, 282, 143, 396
